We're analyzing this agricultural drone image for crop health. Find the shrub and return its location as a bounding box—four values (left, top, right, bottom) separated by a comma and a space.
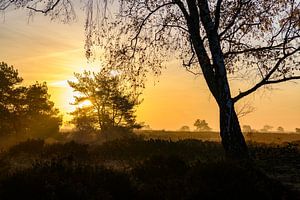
0, 160, 136, 200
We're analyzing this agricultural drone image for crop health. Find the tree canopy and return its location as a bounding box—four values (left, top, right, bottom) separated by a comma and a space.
0, 62, 62, 138
260, 125, 273, 132
242, 125, 252, 133
194, 119, 212, 132
68, 70, 141, 136
179, 125, 190, 132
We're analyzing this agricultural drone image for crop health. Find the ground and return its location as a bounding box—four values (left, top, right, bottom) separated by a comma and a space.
0, 131, 300, 199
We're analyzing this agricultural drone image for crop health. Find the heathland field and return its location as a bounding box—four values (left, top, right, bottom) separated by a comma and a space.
136, 130, 300, 144
0, 131, 300, 199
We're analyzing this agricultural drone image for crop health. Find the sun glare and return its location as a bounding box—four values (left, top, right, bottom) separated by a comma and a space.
78, 99, 93, 108
110, 70, 120, 77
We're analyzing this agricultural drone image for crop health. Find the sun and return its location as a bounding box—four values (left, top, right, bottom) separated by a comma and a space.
78, 99, 93, 108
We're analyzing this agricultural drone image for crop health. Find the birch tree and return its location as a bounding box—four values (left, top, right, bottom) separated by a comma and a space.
2, 0, 299, 159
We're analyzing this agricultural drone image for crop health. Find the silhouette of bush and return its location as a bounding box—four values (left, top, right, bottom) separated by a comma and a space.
184, 161, 293, 200
7, 139, 45, 156
134, 155, 187, 180
0, 160, 136, 200
0, 138, 299, 200
132, 155, 188, 199
6, 140, 90, 162
41, 141, 89, 161
132, 156, 295, 200
91, 138, 225, 163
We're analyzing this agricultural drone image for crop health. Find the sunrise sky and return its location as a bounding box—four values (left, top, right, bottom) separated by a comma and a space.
1, 9, 299, 132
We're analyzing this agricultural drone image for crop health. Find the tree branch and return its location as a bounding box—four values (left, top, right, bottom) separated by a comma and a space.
233, 47, 300, 102
161, 23, 189, 33
219, 0, 250, 38
0, 0, 11, 10
173, 0, 190, 20
214, 0, 222, 30
26, 0, 61, 14
265, 76, 300, 84
130, 2, 175, 56
223, 43, 283, 58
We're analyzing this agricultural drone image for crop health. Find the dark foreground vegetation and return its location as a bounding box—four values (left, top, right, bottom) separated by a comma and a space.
0, 138, 299, 200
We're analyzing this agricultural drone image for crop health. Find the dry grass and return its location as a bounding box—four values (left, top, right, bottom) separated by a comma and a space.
136, 130, 300, 144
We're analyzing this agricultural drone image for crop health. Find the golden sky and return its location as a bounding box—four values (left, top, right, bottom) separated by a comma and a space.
0, 9, 299, 132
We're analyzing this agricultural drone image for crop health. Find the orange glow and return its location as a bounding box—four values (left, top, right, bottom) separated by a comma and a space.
0, 11, 299, 132
78, 99, 93, 108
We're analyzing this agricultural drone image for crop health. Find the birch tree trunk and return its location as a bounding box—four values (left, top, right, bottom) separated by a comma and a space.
185, 0, 249, 159
219, 99, 249, 159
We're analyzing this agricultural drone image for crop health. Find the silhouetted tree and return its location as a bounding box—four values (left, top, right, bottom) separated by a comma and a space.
242, 125, 252, 133
0, 62, 24, 134
242, 125, 253, 141
260, 125, 273, 132
0, 62, 62, 138
295, 128, 300, 133
68, 71, 140, 136
194, 119, 212, 132
69, 106, 97, 134
277, 126, 284, 132
179, 125, 190, 132
24, 82, 62, 138
3, 0, 300, 159
139, 122, 152, 130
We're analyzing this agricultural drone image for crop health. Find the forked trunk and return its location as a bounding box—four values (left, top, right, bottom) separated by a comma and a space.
185, 1, 249, 160
219, 100, 249, 159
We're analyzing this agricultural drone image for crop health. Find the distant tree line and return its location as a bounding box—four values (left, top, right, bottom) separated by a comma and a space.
0, 62, 62, 138
180, 122, 300, 134
179, 119, 212, 132
243, 125, 300, 134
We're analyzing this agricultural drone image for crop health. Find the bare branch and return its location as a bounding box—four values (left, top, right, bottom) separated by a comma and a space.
236, 101, 255, 118
223, 43, 284, 58
130, 2, 176, 55
26, 0, 61, 14
161, 23, 189, 33
265, 76, 300, 84
214, 0, 222, 30
0, 0, 11, 10
184, 67, 202, 76
219, 0, 250, 37
174, 0, 190, 20
233, 47, 300, 102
